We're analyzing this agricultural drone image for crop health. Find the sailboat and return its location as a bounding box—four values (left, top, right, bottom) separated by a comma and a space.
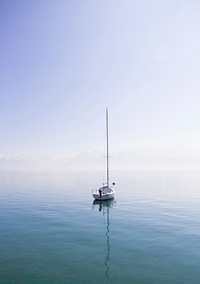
92, 109, 116, 201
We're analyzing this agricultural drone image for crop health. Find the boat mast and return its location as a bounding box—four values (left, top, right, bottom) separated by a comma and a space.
106, 108, 109, 187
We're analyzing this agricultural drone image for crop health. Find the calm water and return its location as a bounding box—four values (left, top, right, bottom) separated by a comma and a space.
0, 170, 200, 284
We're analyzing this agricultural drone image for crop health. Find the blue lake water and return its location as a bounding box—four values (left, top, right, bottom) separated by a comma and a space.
0, 170, 200, 283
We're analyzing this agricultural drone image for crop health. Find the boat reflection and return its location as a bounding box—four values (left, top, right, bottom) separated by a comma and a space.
92, 199, 116, 282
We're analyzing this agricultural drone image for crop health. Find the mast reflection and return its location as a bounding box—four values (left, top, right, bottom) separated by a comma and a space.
92, 199, 116, 282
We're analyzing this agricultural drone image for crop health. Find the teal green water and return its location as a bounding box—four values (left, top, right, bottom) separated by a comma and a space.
1, 170, 200, 284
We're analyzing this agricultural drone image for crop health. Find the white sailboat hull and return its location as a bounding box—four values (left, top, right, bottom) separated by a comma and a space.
92, 186, 115, 201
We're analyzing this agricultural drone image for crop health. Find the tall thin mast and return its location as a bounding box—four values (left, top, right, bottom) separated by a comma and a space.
106, 108, 109, 187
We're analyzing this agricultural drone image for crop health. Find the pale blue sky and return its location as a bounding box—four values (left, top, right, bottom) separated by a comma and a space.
1, 0, 200, 170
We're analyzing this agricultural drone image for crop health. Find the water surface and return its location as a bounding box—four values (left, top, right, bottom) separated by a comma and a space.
0, 170, 200, 283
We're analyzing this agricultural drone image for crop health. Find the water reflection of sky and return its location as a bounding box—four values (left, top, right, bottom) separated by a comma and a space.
1, 171, 200, 283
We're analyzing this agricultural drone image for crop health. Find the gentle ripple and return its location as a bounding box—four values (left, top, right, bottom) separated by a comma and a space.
0, 170, 200, 283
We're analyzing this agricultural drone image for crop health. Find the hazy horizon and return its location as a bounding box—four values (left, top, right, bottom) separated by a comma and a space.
1, 1, 200, 171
